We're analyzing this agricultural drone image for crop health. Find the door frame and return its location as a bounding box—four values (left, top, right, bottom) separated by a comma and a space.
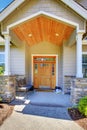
31, 54, 58, 87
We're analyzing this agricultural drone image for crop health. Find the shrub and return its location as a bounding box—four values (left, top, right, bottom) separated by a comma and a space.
0, 97, 2, 102
0, 67, 4, 75
78, 96, 87, 116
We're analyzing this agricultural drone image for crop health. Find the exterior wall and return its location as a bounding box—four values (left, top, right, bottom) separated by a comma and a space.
74, 0, 87, 9
82, 45, 87, 52
10, 30, 23, 47
10, 44, 25, 75
0, 76, 16, 102
59, 45, 63, 88
27, 41, 63, 87
62, 44, 87, 93
64, 76, 75, 94
63, 43, 76, 76
0, 46, 4, 52
25, 43, 30, 83
63, 43, 76, 93
71, 78, 87, 104
2, 0, 85, 31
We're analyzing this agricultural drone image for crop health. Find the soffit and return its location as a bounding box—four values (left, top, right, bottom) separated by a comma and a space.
12, 16, 75, 46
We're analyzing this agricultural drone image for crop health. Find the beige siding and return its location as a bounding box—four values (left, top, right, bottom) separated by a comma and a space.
63, 43, 76, 76
0, 46, 4, 52
27, 41, 63, 87
82, 45, 87, 52
74, 0, 87, 9
59, 45, 63, 87
25, 43, 30, 83
10, 31, 23, 47
2, 0, 85, 31
10, 44, 25, 75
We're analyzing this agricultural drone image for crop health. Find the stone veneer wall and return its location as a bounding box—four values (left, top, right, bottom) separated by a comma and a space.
0, 76, 16, 102
64, 76, 75, 94
71, 78, 87, 105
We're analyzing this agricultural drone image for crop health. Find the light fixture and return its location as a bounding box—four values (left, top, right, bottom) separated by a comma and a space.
55, 33, 59, 37
28, 34, 32, 37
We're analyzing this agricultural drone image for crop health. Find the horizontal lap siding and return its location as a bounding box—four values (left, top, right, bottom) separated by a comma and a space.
0, 46, 4, 52
25, 43, 30, 83
2, 0, 85, 31
63, 43, 76, 76
10, 45, 25, 75
28, 41, 63, 87
74, 0, 87, 10
82, 45, 87, 52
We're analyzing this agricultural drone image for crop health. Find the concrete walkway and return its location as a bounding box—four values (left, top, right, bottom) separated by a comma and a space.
0, 91, 83, 130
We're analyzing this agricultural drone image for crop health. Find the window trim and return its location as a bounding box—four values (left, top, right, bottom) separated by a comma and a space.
0, 52, 5, 64
82, 52, 87, 77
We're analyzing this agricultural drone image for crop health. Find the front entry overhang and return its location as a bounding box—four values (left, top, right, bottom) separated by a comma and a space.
2, 11, 85, 78
6, 11, 77, 47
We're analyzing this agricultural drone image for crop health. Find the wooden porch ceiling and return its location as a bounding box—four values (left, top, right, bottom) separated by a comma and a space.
12, 16, 75, 46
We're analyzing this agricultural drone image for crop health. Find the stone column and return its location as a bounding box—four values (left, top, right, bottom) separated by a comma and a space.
76, 32, 83, 78
3, 33, 11, 75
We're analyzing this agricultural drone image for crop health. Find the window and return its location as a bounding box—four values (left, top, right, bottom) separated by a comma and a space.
82, 54, 87, 77
34, 64, 38, 74
0, 52, 5, 75
34, 57, 56, 62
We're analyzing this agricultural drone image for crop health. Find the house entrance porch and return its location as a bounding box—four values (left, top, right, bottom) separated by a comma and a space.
1, 12, 86, 103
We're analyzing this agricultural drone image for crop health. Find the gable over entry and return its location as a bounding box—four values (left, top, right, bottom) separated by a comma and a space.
11, 15, 75, 46
2, 11, 85, 80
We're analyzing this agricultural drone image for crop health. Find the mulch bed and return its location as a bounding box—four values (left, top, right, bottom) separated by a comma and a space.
0, 103, 14, 125
68, 108, 87, 130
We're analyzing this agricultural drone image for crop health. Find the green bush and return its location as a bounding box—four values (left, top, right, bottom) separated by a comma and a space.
78, 96, 87, 116
0, 97, 2, 102
0, 66, 4, 75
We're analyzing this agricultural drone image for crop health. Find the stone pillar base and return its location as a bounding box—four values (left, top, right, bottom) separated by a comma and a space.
0, 76, 16, 103
64, 76, 75, 94
71, 78, 87, 105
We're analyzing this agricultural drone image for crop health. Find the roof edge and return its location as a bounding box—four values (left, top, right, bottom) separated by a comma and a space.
0, 0, 87, 22
0, 0, 25, 21
60, 0, 87, 19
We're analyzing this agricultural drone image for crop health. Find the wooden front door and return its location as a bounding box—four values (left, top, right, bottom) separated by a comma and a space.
33, 56, 56, 89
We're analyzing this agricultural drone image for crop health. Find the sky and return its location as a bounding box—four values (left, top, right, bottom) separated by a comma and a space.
0, 0, 14, 12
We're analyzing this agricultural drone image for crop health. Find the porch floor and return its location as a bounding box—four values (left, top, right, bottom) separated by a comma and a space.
13, 90, 72, 107
1, 91, 83, 130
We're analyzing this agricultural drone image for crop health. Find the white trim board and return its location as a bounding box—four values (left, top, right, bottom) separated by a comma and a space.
31, 54, 58, 87
7, 11, 79, 33
82, 52, 87, 55
0, 0, 87, 22
60, 0, 87, 19
82, 40, 87, 45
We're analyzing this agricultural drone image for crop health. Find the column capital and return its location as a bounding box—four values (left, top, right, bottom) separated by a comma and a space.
77, 30, 85, 36
2, 32, 11, 40
76, 31, 84, 42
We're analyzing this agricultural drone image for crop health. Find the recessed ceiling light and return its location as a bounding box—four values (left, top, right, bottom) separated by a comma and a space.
28, 34, 32, 37
55, 33, 59, 37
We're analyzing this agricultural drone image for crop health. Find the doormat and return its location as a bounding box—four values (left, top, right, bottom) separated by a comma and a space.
35, 88, 54, 92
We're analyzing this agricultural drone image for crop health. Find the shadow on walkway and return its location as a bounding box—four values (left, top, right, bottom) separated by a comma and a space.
11, 91, 72, 120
